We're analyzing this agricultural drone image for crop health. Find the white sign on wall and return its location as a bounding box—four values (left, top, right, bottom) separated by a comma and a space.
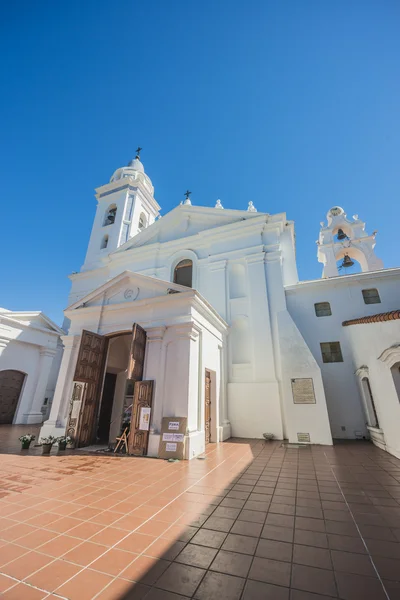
291, 378, 316, 404
162, 433, 174, 442
166, 442, 177, 452
139, 407, 151, 431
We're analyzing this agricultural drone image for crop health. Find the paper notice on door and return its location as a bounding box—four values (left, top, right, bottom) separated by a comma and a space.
166, 442, 177, 452
139, 406, 151, 431
162, 433, 174, 442
168, 421, 180, 430
172, 433, 184, 442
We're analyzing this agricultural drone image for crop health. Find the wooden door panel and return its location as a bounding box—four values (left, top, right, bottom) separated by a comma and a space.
0, 370, 25, 424
127, 324, 147, 381
66, 330, 108, 447
205, 370, 211, 444
128, 380, 154, 456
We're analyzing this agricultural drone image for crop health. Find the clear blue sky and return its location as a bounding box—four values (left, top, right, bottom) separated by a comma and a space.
1, 1, 399, 325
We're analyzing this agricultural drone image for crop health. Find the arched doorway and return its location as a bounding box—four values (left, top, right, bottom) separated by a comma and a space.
0, 370, 25, 424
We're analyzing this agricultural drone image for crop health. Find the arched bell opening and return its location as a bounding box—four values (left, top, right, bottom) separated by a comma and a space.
335, 246, 367, 275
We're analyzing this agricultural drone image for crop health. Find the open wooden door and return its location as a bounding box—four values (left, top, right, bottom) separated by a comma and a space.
128, 380, 154, 455
66, 330, 108, 447
127, 324, 147, 381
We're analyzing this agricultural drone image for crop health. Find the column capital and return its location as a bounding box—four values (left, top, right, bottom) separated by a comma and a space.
166, 322, 200, 341
146, 326, 166, 342
40, 347, 57, 358
209, 259, 227, 272
245, 253, 265, 266
264, 250, 282, 263
60, 335, 80, 349
0, 337, 10, 349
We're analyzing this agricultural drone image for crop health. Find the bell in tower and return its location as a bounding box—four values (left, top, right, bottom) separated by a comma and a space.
336, 228, 347, 240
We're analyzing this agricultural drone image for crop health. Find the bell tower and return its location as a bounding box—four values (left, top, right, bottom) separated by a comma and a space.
82, 149, 160, 271
317, 206, 383, 278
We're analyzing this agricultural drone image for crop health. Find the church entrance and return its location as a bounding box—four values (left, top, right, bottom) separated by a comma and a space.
0, 370, 25, 424
66, 324, 148, 449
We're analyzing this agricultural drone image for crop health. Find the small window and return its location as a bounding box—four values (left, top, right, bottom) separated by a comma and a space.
314, 302, 332, 317
362, 288, 381, 304
320, 342, 343, 363
104, 205, 117, 226
174, 259, 193, 287
101, 235, 109, 249
138, 213, 147, 232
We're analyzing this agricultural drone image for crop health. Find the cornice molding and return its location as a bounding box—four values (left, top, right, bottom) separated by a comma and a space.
378, 344, 400, 368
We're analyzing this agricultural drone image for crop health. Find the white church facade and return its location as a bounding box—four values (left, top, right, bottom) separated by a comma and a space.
39, 153, 400, 459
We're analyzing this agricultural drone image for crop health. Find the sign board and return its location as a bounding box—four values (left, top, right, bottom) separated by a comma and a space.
297, 432, 311, 443
139, 406, 151, 431
291, 378, 316, 404
158, 416, 187, 460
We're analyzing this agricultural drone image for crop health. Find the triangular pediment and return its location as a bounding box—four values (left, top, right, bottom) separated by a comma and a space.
1, 311, 64, 335
114, 205, 265, 253
67, 271, 189, 310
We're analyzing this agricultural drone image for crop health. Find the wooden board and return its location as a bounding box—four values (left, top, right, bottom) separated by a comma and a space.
66, 330, 108, 447
0, 370, 25, 424
127, 324, 147, 381
128, 380, 154, 456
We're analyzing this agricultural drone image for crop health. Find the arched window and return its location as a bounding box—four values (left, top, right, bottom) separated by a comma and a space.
174, 259, 193, 287
104, 205, 117, 226
101, 235, 109, 249
138, 213, 147, 232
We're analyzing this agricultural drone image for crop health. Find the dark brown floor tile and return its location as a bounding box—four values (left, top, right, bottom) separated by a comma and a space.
331, 549, 376, 576
296, 507, 324, 520
242, 579, 289, 599
175, 544, 218, 569
293, 544, 332, 569
367, 538, 400, 559
324, 520, 359, 537
191, 528, 227, 549
155, 562, 205, 596
261, 524, 294, 543
194, 570, 245, 600
324, 509, 353, 523
359, 524, 398, 541
294, 528, 328, 548
327, 531, 366, 553
231, 520, 263, 537
290, 589, 337, 599
238, 509, 266, 524
227, 490, 250, 500
212, 506, 241, 519
354, 512, 387, 526
220, 498, 246, 509
248, 556, 291, 587
270, 503, 296, 516
210, 549, 252, 577
144, 589, 187, 600
256, 538, 292, 562
335, 571, 388, 600
291, 563, 337, 597
221, 533, 258, 555
203, 516, 234, 533
295, 517, 326, 533
370, 555, 400, 581
296, 498, 322, 509
382, 579, 400, 600
244, 500, 271, 512
266, 513, 295, 528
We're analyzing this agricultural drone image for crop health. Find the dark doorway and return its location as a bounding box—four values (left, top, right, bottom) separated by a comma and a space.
97, 372, 117, 443
0, 370, 25, 424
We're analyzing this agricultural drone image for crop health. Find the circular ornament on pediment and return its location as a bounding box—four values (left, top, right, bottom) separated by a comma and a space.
124, 288, 139, 301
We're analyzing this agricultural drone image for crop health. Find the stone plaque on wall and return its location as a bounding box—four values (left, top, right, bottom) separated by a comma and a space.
291, 378, 316, 404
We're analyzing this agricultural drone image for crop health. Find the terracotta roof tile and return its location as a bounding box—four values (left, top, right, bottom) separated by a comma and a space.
342, 310, 400, 327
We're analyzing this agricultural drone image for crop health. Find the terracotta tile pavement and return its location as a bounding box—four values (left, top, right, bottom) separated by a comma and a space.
1, 427, 400, 598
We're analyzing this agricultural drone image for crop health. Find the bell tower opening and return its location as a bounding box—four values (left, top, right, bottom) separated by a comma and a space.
317, 206, 383, 278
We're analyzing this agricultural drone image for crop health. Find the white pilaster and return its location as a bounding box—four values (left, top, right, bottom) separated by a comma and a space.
144, 326, 166, 457
39, 335, 80, 439
23, 348, 56, 424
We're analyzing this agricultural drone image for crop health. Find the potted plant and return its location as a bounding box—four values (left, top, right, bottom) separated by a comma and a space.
40, 436, 56, 455
19, 434, 35, 450
57, 436, 72, 451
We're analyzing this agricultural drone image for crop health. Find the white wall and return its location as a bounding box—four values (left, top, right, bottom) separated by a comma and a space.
344, 320, 400, 459
286, 270, 400, 439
